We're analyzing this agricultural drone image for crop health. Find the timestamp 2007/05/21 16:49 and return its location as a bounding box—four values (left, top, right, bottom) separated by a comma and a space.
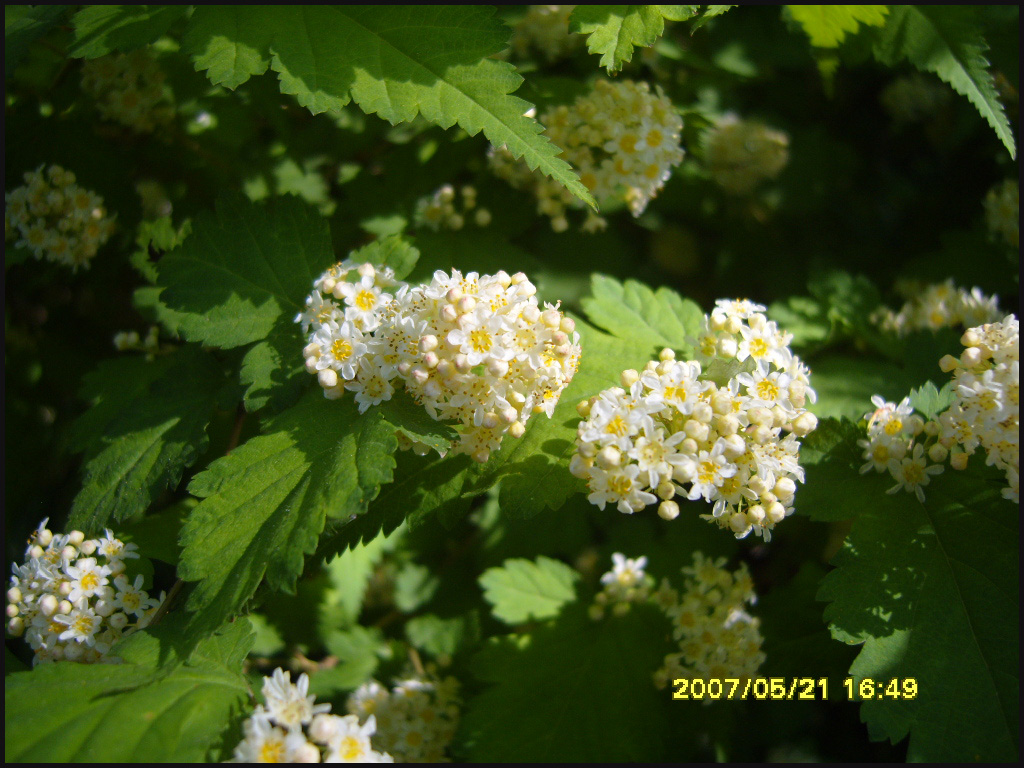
672, 677, 919, 701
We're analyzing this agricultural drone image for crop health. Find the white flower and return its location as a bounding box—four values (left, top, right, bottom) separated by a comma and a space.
55, 605, 102, 646
313, 322, 367, 380
887, 443, 943, 502
64, 557, 112, 603
262, 668, 331, 731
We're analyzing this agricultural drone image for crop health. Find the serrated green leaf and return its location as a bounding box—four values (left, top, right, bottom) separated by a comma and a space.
873, 6, 1015, 158
310, 626, 384, 697
405, 612, 481, 660
69, 347, 225, 533
569, 6, 691, 72
798, 417, 907, 522
323, 533, 389, 627
691, 5, 735, 32
4, 619, 253, 763
179, 389, 399, 639
907, 380, 955, 420
788, 5, 889, 48
462, 604, 671, 761
377, 389, 458, 454
239, 326, 307, 414
5, 5, 69, 77
182, 6, 594, 207
818, 470, 1018, 761
69, 5, 189, 59
479, 555, 579, 624
349, 234, 420, 281
581, 274, 705, 358
156, 193, 334, 349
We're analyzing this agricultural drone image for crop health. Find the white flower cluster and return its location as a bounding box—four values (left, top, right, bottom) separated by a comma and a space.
590, 552, 654, 619
703, 115, 789, 195
413, 184, 491, 231
653, 552, 764, 691
858, 395, 945, 503
860, 316, 1018, 503
347, 675, 461, 763
298, 261, 582, 462
5, 164, 115, 270
572, 299, 817, 541
6, 519, 161, 665
80, 50, 174, 133
880, 73, 951, 124
939, 315, 1019, 502
872, 278, 1002, 335
508, 5, 580, 63
233, 668, 392, 763
113, 325, 160, 354
984, 179, 1018, 249
490, 78, 684, 231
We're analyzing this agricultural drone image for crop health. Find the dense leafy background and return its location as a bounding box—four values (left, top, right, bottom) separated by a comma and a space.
5, 4, 1018, 763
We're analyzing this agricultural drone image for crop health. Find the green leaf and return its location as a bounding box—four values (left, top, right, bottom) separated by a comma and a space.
462, 604, 671, 761
405, 613, 480, 660
907, 380, 955, 420
569, 6, 695, 72
690, 5, 735, 32
4, 619, 253, 763
239, 326, 307, 414
350, 234, 420, 281
182, 7, 594, 207
873, 5, 1015, 158
156, 193, 334, 349
323, 533, 389, 627
580, 274, 705, 358
818, 469, 1018, 761
179, 389, 399, 639
309, 626, 384, 697
377, 389, 458, 454
69, 348, 225, 533
479, 555, 579, 624
69, 5, 189, 58
798, 417, 905, 522
5, 6, 69, 77
787, 5, 889, 48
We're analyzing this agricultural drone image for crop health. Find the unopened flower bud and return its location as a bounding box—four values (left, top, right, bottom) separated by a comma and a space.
596, 446, 622, 469
509, 421, 526, 438
419, 334, 438, 353
620, 369, 639, 387
68, 531, 85, 547
659, 348, 676, 362
716, 337, 738, 358
950, 450, 969, 470
658, 500, 680, 520
939, 354, 959, 373
791, 411, 818, 437
318, 369, 338, 389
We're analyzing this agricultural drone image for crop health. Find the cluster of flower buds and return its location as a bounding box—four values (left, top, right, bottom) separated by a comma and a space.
508, 5, 580, 63
6, 519, 161, 665
298, 260, 582, 462
702, 115, 789, 194
113, 326, 160, 354
347, 674, 461, 763
984, 179, 1018, 248
590, 552, 654, 619
5, 164, 115, 270
880, 73, 952, 124
232, 668, 392, 762
413, 184, 491, 231
938, 314, 1019, 502
872, 278, 1002, 335
491, 78, 684, 231
653, 552, 764, 691
573, 299, 817, 541
80, 50, 174, 133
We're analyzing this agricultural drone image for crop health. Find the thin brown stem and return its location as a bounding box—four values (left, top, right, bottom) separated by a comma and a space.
147, 578, 184, 627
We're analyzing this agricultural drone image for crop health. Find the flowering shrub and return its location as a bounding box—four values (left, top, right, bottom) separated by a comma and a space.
4, 5, 1018, 765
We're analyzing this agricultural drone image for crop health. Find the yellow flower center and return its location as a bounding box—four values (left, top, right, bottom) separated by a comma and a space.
884, 419, 902, 436
605, 415, 628, 437
755, 380, 779, 402
749, 338, 768, 358
80, 572, 99, 591
259, 737, 287, 762
355, 289, 376, 312
331, 339, 353, 361
698, 461, 717, 485
340, 736, 364, 761
645, 129, 664, 148
608, 475, 633, 495
618, 133, 638, 153
469, 329, 493, 353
